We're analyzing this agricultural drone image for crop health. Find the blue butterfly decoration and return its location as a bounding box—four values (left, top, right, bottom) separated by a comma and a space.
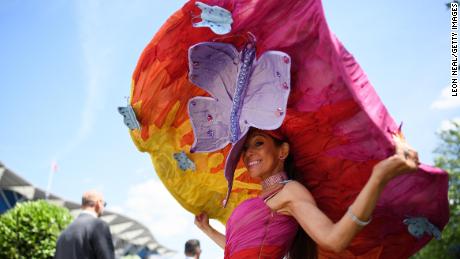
403, 217, 441, 240
192, 2, 233, 35
173, 151, 196, 172
118, 104, 140, 130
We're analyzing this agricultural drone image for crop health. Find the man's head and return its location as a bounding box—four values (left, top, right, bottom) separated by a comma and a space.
81, 190, 106, 217
184, 239, 201, 258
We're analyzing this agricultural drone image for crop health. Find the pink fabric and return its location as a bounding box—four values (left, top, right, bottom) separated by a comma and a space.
131, 0, 450, 257
225, 197, 298, 258
209, 0, 449, 256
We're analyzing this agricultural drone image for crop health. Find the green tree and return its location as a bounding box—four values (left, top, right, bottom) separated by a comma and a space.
412, 121, 460, 258
0, 199, 72, 259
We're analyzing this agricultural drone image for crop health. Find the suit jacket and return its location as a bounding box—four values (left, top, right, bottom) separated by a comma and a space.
55, 212, 115, 259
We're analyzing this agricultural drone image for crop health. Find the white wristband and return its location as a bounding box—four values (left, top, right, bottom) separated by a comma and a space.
347, 206, 371, 226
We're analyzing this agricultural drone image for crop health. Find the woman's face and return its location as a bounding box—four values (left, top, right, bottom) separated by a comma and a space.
242, 131, 286, 180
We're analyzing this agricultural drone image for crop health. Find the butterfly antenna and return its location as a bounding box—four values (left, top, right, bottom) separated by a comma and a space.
212, 34, 241, 42
247, 32, 256, 43
190, 11, 201, 24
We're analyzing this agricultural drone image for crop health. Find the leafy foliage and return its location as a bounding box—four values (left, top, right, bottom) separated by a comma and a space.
447, 1, 460, 9
121, 255, 141, 259
412, 121, 460, 259
0, 200, 72, 259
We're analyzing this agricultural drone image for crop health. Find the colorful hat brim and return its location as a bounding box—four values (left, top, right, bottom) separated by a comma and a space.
129, 0, 449, 257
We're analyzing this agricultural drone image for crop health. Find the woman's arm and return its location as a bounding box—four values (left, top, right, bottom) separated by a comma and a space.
282, 139, 419, 253
194, 213, 226, 249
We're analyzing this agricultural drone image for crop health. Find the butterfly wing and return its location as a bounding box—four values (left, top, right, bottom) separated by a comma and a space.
195, 2, 233, 24
193, 20, 232, 35
188, 96, 231, 153
193, 2, 233, 35
240, 51, 291, 133
173, 152, 196, 171
188, 42, 240, 107
118, 105, 140, 130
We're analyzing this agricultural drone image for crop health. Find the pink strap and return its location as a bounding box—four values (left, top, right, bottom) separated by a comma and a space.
262, 180, 291, 202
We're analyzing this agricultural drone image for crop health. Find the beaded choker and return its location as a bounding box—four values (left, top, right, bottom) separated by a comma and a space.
261, 171, 288, 190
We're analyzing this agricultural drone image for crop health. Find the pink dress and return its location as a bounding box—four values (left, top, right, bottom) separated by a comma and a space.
225, 185, 298, 259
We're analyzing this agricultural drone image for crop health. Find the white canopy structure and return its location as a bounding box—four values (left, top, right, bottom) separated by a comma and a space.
0, 162, 176, 258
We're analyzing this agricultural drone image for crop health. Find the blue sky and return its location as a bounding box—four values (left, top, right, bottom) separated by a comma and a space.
0, 1, 458, 258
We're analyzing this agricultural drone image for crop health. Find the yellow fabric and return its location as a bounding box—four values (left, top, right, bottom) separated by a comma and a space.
129, 98, 260, 223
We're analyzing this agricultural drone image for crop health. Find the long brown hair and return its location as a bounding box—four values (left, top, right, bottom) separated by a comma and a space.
273, 137, 317, 259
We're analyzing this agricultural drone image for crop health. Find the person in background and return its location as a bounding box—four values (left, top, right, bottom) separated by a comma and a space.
184, 239, 201, 259
55, 190, 114, 259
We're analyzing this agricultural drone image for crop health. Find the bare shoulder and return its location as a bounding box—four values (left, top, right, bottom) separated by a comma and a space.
283, 180, 310, 194
267, 181, 316, 214
281, 180, 316, 204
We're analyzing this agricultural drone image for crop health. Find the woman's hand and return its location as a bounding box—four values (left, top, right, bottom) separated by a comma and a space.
372, 135, 419, 184
194, 212, 212, 233
282, 134, 421, 253
194, 212, 226, 249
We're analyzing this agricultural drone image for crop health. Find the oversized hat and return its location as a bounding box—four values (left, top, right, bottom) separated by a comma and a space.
123, 0, 449, 257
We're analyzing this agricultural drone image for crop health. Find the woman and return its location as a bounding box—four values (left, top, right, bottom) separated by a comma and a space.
194, 128, 419, 258
126, 0, 448, 257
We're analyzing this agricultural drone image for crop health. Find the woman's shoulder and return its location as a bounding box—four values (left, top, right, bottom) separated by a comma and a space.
283, 180, 307, 191
264, 181, 316, 214
281, 180, 315, 203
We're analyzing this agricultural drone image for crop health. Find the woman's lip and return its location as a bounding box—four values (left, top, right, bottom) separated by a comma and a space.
247, 160, 261, 167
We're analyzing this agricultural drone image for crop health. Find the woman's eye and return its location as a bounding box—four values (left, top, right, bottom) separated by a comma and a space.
255, 141, 264, 147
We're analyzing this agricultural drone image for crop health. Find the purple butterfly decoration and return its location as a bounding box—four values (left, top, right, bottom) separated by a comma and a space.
187, 41, 291, 206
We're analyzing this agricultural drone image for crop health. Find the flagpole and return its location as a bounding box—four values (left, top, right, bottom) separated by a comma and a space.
46, 161, 57, 200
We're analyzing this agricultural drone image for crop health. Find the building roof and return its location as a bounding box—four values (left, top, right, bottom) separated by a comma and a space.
0, 161, 176, 257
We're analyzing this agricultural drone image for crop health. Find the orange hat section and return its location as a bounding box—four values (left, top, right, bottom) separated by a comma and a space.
129, 2, 260, 224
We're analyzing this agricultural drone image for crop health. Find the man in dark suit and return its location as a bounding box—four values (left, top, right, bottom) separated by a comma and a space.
55, 190, 115, 259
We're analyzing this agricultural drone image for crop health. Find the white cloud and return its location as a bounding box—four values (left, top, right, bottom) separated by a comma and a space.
107, 205, 125, 214
121, 179, 190, 237
52, 1, 109, 161
439, 117, 460, 132
117, 178, 225, 259
431, 86, 460, 110
134, 167, 153, 179
82, 177, 94, 184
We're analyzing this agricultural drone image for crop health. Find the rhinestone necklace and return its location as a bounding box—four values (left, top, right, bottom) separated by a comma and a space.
261, 171, 288, 190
